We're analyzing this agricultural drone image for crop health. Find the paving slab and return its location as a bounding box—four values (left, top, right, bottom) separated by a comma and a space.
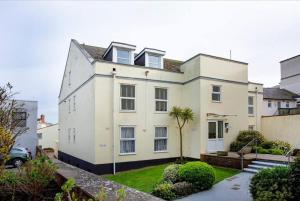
177, 172, 253, 201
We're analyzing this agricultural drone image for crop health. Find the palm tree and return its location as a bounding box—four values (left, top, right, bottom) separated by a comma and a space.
169, 106, 194, 163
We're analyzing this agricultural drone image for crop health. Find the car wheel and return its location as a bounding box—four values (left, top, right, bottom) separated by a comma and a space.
13, 158, 23, 168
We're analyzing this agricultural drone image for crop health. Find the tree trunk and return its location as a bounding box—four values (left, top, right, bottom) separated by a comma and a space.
179, 128, 183, 163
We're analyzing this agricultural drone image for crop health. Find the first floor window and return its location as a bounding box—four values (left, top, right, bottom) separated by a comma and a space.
120, 127, 135, 154
73, 128, 76, 143
37, 133, 43, 139
248, 96, 254, 115
277, 101, 281, 109
212, 85, 221, 102
155, 88, 168, 112
268, 100, 272, 108
297, 102, 300, 108
68, 128, 71, 144
13, 110, 27, 127
154, 127, 168, 151
73, 96, 76, 111
120, 85, 135, 111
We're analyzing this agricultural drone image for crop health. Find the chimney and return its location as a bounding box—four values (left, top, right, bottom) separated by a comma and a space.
40, 114, 45, 124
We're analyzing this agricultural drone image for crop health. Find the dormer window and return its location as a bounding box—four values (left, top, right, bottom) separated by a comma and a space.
103, 42, 136, 65
117, 49, 131, 64
148, 54, 161, 68
135, 48, 165, 69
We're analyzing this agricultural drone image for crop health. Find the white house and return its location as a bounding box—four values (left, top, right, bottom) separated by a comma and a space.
58, 39, 263, 174
14, 100, 38, 157
37, 124, 59, 156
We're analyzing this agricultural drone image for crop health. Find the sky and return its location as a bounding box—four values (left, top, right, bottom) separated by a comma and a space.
0, 1, 300, 123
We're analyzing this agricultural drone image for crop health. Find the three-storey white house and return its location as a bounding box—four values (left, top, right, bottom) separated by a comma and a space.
58, 39, 263, 174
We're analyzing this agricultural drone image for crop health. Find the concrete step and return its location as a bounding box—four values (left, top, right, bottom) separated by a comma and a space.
252, 160, 288, 167
247, 164, 269, 170
243, 168, 259, 173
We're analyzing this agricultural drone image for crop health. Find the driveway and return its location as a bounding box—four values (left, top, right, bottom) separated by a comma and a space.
177, 172, 253, 201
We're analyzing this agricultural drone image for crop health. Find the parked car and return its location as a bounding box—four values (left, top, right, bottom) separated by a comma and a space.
6, 147, 30, 167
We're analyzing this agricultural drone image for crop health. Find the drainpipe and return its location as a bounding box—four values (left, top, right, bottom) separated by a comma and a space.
112, 68, 117, 175
255, 87, 258, 130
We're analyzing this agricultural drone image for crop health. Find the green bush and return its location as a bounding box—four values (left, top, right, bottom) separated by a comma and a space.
237, 130, 265, 144
257, 147, 270, 154
272, 140, 291, 153
290, 157, 300, 199
270, 148, 284, 155
230, 130, 265, 152
173, 182, 194, 196
178, 161, 215, 190
229, 141, 245, 152
152, 182, 176, 200
260, 141, 273, 149
250, 166, 293, 201
163, 164, 181, 183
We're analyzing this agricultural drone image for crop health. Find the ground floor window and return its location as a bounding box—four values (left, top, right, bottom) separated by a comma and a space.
248, 125, 255, 130
120, 127, 135, 154
154, 127, 167, 151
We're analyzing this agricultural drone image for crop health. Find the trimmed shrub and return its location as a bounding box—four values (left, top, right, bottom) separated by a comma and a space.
178, 161, 215, 190
290, 157, 300, 199
236, 130, 265, 144
230, 141, 245, 152
257, 147, 270, 154
152, 182, 176, 200
230, 130, 265, 152
173, 182, 194, 196
272, 140, 291, 153
163, 164, 181, 183
250, 166, 293, 201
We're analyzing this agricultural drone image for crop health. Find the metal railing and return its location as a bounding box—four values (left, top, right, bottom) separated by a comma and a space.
278, 108, 300, 116
238, 138, 257, 170
285, 142, 300, 163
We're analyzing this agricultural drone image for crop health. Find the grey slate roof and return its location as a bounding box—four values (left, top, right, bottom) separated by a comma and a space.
263, 87, 299, 100
80, 43, 183, 73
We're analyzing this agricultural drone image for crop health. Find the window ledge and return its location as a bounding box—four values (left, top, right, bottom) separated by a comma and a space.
154, 111, 168, 114
248, 115, 255, 117
154, 151, 168, 153
212, 101, 222, 103
119, 153, 136, 156
119, 110, 136, 113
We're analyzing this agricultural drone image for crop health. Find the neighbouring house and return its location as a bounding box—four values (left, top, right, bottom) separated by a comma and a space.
37, 114, 54, 129
37, 115, 59, 156
14, 100, 38, 157
262, 55, 300, 116
37, 124, 59, 156
280, 54, 300, 95
262, 87, 299, 116
58, 39, 263, 174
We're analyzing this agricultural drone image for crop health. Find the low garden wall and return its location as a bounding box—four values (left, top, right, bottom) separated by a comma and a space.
262, 114, 300, 148
200, 154, 253, 169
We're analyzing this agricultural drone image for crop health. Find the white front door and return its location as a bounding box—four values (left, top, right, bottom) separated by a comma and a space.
207, 121, 224, 153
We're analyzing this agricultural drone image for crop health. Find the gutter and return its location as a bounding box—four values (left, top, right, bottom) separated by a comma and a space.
112, 68, 117, 175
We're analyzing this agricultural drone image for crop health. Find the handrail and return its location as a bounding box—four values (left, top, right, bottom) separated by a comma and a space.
286, 148, 295, 163
239, 138, 257, 170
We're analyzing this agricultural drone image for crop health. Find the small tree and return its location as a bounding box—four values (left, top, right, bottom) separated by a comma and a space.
169, 106, 194, 163
0, 83, 28, 165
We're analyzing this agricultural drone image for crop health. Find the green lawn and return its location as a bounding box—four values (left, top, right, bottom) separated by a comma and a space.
105, 164, 240, 193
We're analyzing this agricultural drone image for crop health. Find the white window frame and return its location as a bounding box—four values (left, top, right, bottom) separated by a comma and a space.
277, 101, 281, 109
148, 54, 161, 68
73, 95, 76, 111
117, 48, 131, 65
73, 128, 76, 144
248, 125, 255, 131
267, 100, 272, 108
68, 99, 71, 114
155, 87, 168, 113
68, 71, 71, 86
248, 96, 254, 115
212, 85, 221, 102
120, 84, 136, 112
119, 126, 136, 155
154, 126, 168, 152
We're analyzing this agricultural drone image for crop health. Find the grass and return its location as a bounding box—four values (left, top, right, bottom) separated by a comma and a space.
105, 163, 240, 193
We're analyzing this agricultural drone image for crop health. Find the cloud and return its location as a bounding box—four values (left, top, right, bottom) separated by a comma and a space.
0, 1, 300, 122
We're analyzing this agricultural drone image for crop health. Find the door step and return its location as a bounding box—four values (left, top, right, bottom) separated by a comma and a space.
243, 160, 288, 174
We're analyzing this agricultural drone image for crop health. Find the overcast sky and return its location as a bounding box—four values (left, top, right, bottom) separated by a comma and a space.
1, 1, 300, 123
